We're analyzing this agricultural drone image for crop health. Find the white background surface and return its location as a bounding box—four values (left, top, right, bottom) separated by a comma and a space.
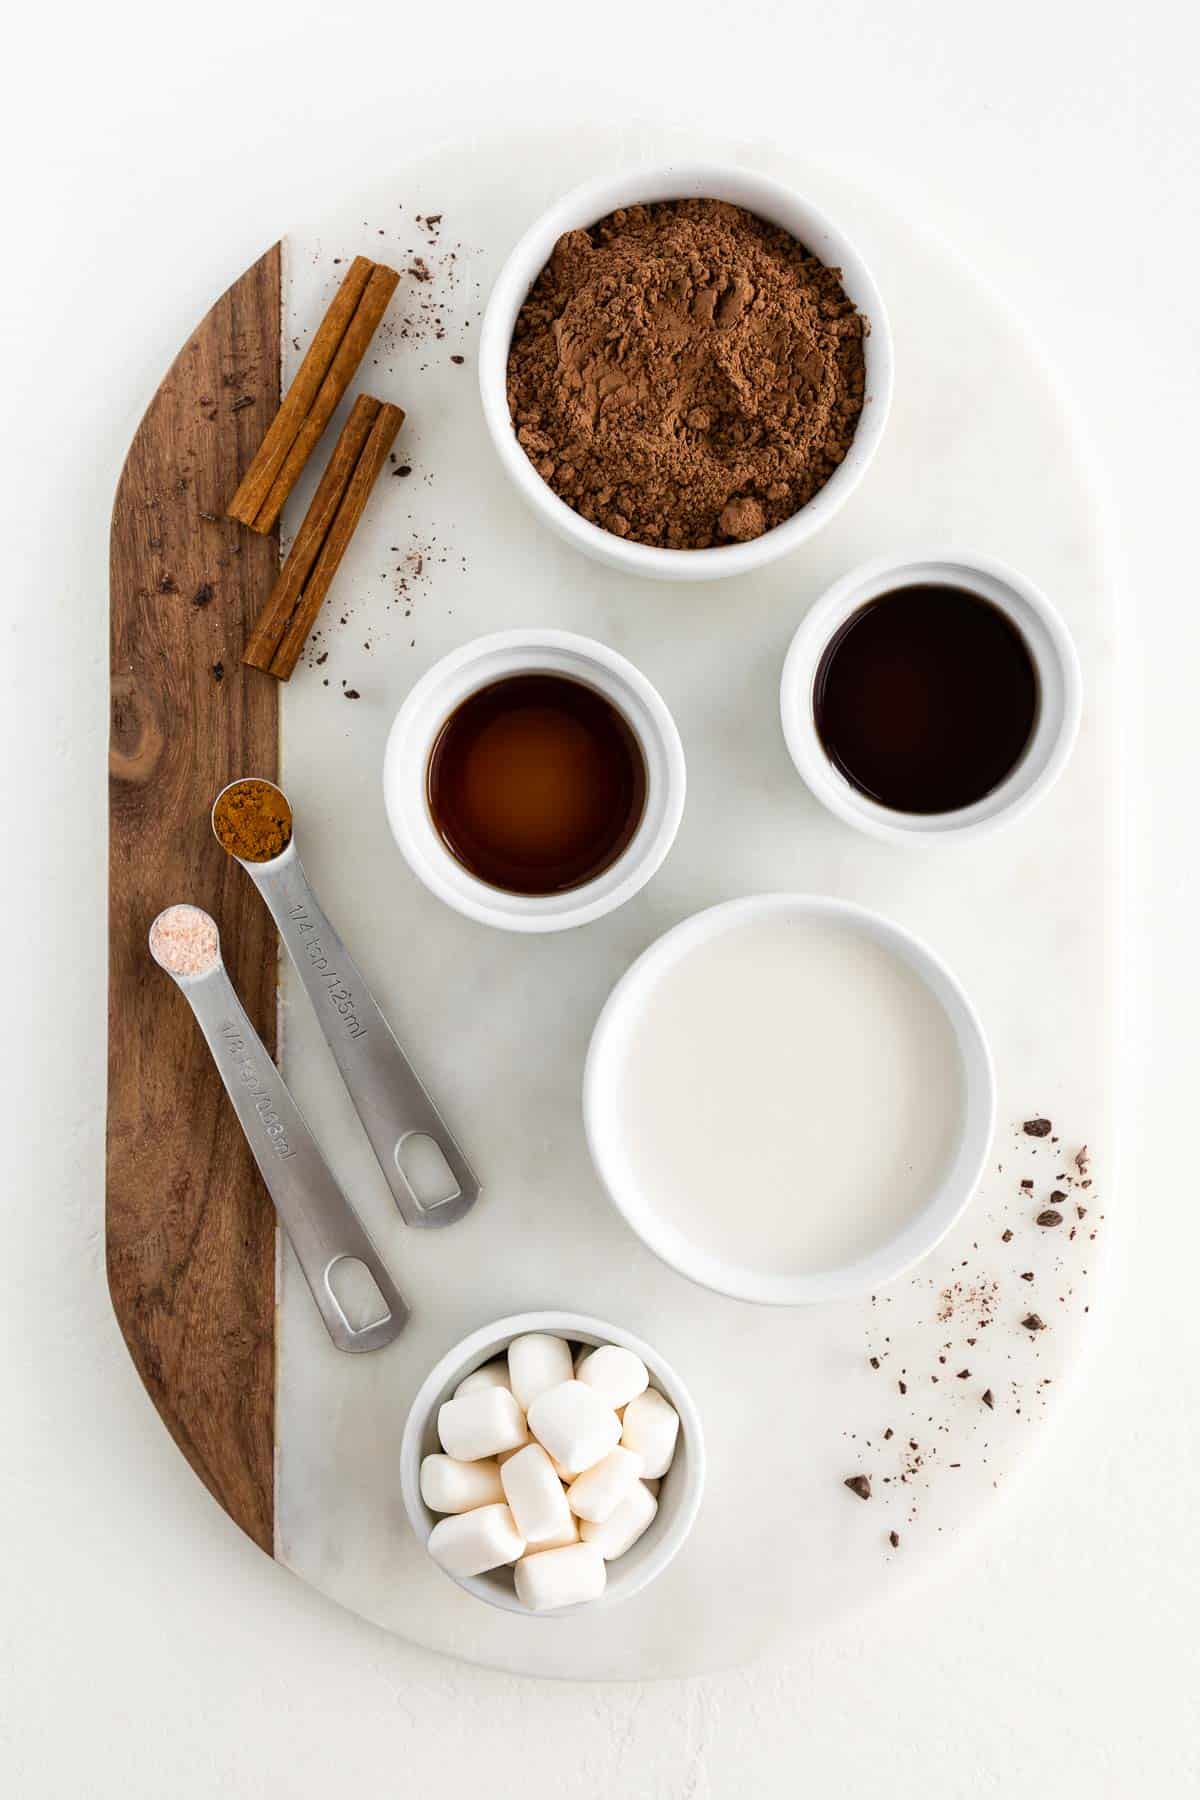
4, 1, 1197, 1792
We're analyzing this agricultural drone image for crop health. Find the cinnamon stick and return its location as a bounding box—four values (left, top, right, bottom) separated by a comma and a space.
268, 402, 405, 680
227, 255, 374, 527
241, 393, 382, 673
251, 263, 401, 535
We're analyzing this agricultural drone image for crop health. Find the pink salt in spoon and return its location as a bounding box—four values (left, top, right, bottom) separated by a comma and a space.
148, 903, 409, 1354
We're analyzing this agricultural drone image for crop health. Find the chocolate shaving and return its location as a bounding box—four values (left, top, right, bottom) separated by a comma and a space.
844, 1475, 871, 1501
1023, 1118, 1052, 1137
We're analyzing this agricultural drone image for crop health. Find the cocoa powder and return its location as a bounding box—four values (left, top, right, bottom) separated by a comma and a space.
506, 199, 867, 550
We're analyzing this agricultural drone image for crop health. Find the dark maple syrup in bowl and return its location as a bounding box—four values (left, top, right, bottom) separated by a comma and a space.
427, 673, 647, 895
812, 583, 1040, 814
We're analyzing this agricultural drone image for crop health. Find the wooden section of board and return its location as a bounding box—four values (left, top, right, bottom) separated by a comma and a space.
107, 247, 282, 1553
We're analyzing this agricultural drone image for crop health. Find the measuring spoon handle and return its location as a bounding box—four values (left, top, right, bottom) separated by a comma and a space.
179, 965, 409, 1353
249, 849, 480, 1229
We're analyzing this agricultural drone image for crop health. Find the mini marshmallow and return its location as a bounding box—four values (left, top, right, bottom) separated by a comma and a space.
620, 1388, 679, 1478
575, 1344, 650, 1411
580, 1480, 659, 1560
566, 1447, 644, 1523
514, 1542, 606, 1613
420, 1454, 504, 1514
501, 1445, 577, 1548
438, 1387, 527, 1462
507, 1334, 574, 1411
427, 1504, 525, 1578
454, 1358, 510, 1398
527, 1380, 621, 1476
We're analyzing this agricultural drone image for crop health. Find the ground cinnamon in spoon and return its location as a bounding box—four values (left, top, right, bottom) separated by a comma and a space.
506, 199, 868, 549
213, 779, 293, 863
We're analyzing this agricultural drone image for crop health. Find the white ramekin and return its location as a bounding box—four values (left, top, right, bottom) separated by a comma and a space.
780, 551, 1083, 845
399, 1310, 705, 1616
382, 629, 686, 932
583, 893, 996, 1306
479, 163, 893, 582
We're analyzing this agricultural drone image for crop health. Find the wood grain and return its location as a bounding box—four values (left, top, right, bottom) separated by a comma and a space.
107, 247, 281, 1553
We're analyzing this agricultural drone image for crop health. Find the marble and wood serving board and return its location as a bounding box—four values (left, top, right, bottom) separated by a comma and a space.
108, 129, 1116, 1681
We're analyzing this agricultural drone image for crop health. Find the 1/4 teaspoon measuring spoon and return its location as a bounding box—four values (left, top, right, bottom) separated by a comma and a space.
212, 778, 480, 1229
148, 904, 408, 1354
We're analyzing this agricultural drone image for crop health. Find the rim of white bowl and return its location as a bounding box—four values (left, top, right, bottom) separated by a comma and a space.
399, 1311, 706, 1616
382, 629, 687, 933
583, 894, 996, 1306
780, 550, 1084, 845
479, 162, 894, 583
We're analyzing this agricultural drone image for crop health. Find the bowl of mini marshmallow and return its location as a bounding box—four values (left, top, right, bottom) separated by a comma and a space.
400, 1311, 705, 1614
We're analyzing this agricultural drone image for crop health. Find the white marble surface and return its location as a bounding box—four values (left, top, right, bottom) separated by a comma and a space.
11, 5, 1198, 1792
272, 133, 1115, 1678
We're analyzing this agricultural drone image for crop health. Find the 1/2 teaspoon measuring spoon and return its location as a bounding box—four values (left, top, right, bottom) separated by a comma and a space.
212, 778, 480, 1229
148, 904, 408, 1354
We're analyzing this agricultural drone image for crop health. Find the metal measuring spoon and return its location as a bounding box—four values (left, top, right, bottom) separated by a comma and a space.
212, 779, 480, 1229
148, 904, 408, 1354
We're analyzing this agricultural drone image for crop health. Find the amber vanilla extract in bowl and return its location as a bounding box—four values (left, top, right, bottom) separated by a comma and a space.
479, 165, 893, 582
384, 630, 686, 933
426, 673, 647, 897
781, 552, 1083, 844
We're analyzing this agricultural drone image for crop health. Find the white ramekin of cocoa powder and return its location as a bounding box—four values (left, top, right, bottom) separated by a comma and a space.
480, 165, 892, 581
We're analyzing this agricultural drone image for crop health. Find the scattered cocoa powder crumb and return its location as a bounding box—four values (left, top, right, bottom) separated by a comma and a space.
982, 1389, 995, 1410
315, 653, 328, 666
506, 198, 867, 550
1023, 1118, 1052, 1137
450, 354, 465, 365
1021, 1271, 1035, 1282
889, 1531, 900, 1549
192, 583, 214, 608
343, 688, 360, 700
937, 1276, 1000, 1328
844, 1476, 871, 1501
393, 465, 413, 478
211, 661, 224, 682
898, 1380, 907, 1395
1021, 1313, 1046, 1332
1001, 1228, 1014, 1243
883, 1427, 894, 1440
1020, 1179, 1034, 1191
1075, 1145, 1090, 1176
869, 1356, 880, 1370
956, 1369, 971, 1379
1036, 1210, 1063, 1228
